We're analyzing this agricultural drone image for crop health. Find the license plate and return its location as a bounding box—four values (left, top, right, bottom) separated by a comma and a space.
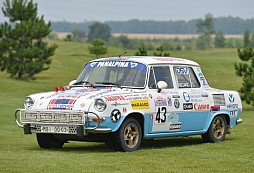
40, 125, 69, 134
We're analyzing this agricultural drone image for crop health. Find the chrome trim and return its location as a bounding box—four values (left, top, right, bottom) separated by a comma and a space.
15, 109, 103, 134
86, 128, 112, 133
15, 109, 23, 128
236, 118, 243, 125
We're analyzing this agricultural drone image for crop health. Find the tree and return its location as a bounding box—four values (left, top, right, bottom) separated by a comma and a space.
234, 47, 254, 106
250, 32, 254, 47
72, 30, 86, 42
153, 45, 170, 56
243, 29, 250, 48
64, 34, 72, 41
0, 0, 57, 79
196, 13, 214, 49
214, 31, 226, 48
88, 22, 111, 42
118, 35, 130, 48
88, 39, 107, 58
135, 45, 147, 56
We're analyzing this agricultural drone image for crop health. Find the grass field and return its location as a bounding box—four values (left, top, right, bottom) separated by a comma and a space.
0, 41, 253, 173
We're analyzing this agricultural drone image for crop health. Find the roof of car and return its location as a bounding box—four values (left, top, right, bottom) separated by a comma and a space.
94, 56, 200, 66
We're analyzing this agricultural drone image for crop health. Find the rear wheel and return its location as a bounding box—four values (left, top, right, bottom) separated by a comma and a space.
105, 118, 142, 152
36, 133, 64, 149
202, 115, 227, 143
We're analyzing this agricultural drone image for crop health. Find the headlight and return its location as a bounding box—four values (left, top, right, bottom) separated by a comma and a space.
94, 98, 107, 112
24, 97, 34, 109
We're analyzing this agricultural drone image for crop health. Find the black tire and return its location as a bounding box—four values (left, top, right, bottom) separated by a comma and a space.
36, 133, 64, 149
105, 118, 142, 152
202, 115, 227, 143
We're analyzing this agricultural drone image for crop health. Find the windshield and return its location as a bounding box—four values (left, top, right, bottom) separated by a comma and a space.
76, 61, 147, 88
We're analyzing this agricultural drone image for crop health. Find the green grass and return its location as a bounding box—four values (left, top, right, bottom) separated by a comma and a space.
0, 41, 253, 173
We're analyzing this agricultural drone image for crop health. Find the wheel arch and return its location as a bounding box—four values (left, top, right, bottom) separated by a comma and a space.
214, 113, 230, 126
204, 112, 230, 133
124, 112, 144, 138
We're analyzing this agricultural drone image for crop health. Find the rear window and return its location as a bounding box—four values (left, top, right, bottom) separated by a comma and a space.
174, 66, 200, 88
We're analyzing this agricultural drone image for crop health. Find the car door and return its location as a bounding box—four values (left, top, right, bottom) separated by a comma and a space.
147, 66, 177, 133
173, 66, 210, 131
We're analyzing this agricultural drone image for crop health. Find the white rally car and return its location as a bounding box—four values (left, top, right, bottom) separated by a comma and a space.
15, 56, 243, 152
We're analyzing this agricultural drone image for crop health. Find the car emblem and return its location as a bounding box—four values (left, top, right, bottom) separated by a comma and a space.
174, 99, 180, 109
110, 109, 121, 123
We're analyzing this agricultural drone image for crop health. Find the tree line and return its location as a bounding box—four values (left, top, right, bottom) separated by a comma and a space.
51, 17, 254, 35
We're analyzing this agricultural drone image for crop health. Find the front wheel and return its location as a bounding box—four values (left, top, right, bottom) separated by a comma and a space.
36, 133, 65, 149
105, 118, 142, 152
202, 115, 227, 143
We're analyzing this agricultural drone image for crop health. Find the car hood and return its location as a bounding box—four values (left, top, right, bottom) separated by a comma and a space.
32, 87, 136, 111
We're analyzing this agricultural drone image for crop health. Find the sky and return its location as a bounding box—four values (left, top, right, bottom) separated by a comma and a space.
0, 0, 254, 22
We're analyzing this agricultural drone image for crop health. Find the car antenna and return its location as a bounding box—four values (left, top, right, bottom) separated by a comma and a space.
118, 51, 127, 58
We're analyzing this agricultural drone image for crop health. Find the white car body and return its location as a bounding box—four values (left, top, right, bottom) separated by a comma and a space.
15, 56, 243, 151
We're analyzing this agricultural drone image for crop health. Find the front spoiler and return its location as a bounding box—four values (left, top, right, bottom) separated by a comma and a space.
15, 109, 112, 136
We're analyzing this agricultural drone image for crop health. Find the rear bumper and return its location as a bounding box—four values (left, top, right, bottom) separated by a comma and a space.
236, 118, 243, 125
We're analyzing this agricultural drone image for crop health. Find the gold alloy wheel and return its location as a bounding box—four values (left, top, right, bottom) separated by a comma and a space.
124, 123, 139, 148
212, 116, 225, 140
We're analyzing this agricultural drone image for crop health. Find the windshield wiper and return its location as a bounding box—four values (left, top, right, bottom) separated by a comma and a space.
73, 81, 94, 87
95, 82, 120, 87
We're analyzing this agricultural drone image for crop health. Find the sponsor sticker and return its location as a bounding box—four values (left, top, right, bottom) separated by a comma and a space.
183, 103, 193, 110
154, 96, 167, 106
105, 95, 125, 102
154, 57, 185, 62
211, 106, 220, 111
86, 61, 147, 72
168, 113, 179, 123
110, 109, 121, 123
47, 99, 76, 110
229, 110, 238, 117
183, 92, 190, 102
174, 99, 180, 109
176, 67, 189, 75
194, 103, 210, 110
228, 94, 235, 103
190, 94, 202, 102
178, 83, 191, 88
130, 99, 150, 110
227, 103, 238, 109
169, 122, 181, 131
167, 97, 172, 106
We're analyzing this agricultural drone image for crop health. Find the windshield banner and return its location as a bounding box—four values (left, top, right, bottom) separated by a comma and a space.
86, 61, 147, 72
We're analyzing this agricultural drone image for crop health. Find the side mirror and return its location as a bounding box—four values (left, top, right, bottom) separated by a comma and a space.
69, 80, 77, 86
157, 81, 168, 93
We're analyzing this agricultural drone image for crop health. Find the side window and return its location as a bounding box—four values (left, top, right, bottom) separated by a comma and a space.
174, 66, 200, 88
148, 68, 156, 89
148, 66, 173, 89
189, 68, 200, 88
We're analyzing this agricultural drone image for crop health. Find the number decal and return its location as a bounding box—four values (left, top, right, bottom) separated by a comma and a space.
155, 107, 167, 124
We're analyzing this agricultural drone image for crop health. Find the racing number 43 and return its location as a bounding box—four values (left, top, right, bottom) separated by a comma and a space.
156, 107, 167, 123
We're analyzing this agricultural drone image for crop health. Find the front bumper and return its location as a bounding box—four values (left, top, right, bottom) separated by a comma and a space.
15, 109, 112, 136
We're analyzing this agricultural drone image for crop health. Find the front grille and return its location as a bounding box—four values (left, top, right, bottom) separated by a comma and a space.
21, 110, 85, 125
